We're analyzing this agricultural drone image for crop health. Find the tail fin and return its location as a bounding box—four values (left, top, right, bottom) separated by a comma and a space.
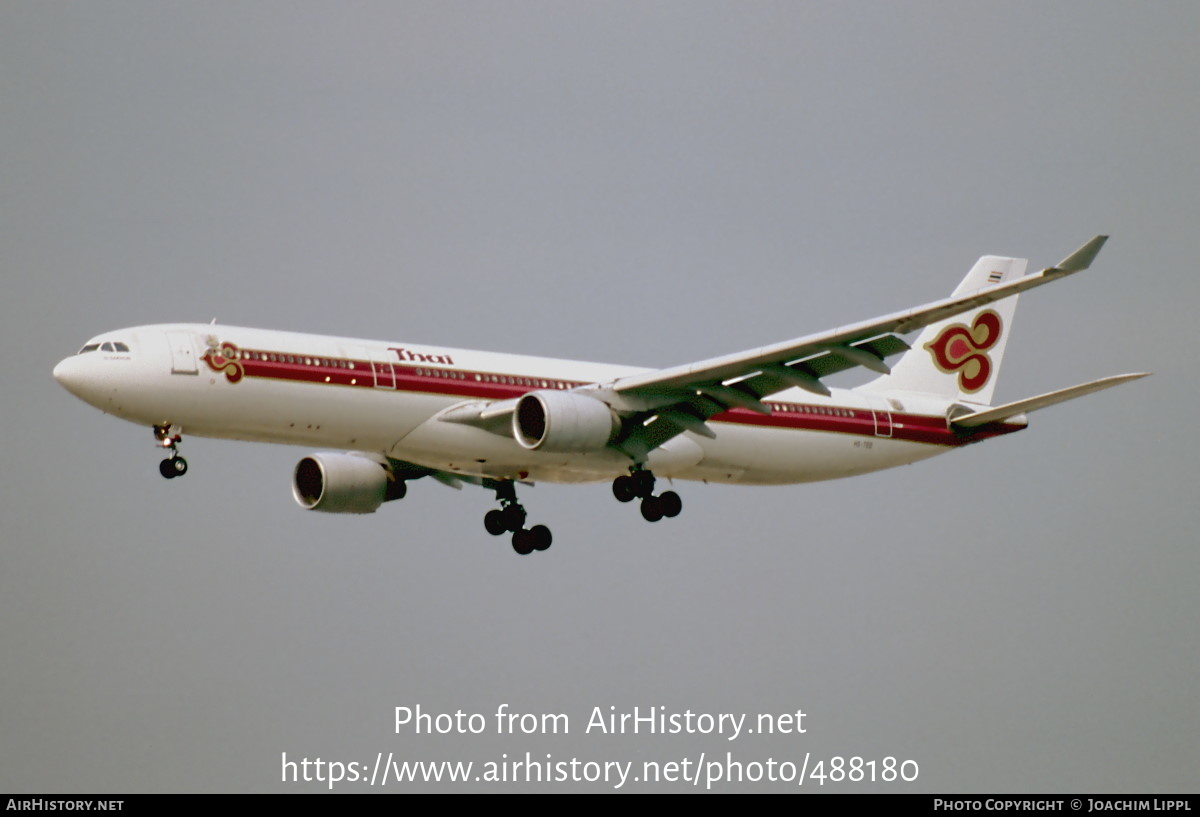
860, 254, 1028, 405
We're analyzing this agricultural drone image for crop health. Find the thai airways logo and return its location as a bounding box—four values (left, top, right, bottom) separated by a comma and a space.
202, 338, 244, 383
925, 310, 1003, 393
389, 346, 455, 366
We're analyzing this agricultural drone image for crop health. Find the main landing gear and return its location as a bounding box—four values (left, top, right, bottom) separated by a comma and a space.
483, 481, 552, 556
612, 467, 682, 522
154, 424, 188, 479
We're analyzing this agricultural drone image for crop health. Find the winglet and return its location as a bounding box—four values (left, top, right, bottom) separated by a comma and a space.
1054, 235, 1108, 272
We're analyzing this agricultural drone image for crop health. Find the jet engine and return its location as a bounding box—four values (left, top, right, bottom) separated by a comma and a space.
292, 452, 406, 514
513, 390, 620, 453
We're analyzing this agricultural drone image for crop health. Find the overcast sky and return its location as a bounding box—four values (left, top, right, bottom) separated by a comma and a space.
2, 1, 1196, 792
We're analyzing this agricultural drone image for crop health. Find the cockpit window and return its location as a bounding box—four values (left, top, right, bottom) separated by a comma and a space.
78, 341, 129, 354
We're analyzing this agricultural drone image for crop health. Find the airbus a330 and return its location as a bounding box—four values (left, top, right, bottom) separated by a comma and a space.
53, 236, 1145, 554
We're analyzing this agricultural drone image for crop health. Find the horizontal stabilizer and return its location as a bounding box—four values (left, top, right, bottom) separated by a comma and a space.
951, 373, 1149, 428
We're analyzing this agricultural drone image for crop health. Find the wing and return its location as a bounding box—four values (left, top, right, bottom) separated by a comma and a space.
599, 236, 1107, 458
444, 236, 1108, 461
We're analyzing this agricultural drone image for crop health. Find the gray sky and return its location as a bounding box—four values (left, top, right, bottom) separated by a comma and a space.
2, 1, 1196, 792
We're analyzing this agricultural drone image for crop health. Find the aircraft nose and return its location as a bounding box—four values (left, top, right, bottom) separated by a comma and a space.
52, 355, 92, 398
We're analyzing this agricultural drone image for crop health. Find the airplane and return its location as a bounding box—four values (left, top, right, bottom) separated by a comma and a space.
52, 236, 1146, 555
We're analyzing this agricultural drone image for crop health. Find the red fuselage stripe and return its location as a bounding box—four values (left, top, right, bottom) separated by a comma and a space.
224, 351, 1022, 447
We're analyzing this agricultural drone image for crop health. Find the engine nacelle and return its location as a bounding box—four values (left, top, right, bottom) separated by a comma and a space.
513, 390, 619, 453
292, 452, 405, 514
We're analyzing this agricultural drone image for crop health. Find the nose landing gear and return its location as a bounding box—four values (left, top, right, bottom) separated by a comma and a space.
483, 480, 552, 555
612, 467, 682, 523
153, 425, 188, 479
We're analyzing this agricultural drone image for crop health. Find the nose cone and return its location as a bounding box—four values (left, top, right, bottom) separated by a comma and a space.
53, 355, 95, 400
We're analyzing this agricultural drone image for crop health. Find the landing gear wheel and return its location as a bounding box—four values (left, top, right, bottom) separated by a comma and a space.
640, 496, 665, 522
659, 490, 682, 518
529, 524, 552, 551
612, 475, 636, 503
512, 529, 535, 555
500, 504, 526, 532
484, 509, 507, 536
153, 425, 186, 478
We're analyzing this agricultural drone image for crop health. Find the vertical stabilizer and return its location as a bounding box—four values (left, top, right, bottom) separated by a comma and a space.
859, 254, 1028, 405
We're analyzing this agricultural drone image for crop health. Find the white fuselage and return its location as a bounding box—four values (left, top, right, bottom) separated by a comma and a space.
53, 324, 1016, 486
